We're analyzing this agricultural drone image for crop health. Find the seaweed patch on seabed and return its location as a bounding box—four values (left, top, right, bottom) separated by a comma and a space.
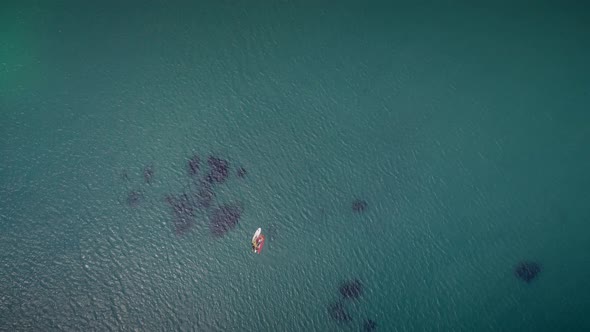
206, 156, 229, 184
192, 180, 215, 209
165, 193, 197, 236
339, 279, 363, 299
209, 202, 243, 237
164, 152, 247, 236
352, 199, 368, 213
514, 261, 542, 283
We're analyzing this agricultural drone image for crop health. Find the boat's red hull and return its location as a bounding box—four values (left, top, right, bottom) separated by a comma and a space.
254, 235, 265, 254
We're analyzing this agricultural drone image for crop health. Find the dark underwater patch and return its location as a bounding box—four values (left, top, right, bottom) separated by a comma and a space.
209, 202, 243, 237
165, 192, 196, 236
143, 165, 154, 184
339, 278, 363, 299
327, 301, 351, 323
363, 319, 377, 331
352, 199, 368, 213
514, 261, 541, 283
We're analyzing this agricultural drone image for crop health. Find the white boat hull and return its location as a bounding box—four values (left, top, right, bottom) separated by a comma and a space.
252, 228, 261, 243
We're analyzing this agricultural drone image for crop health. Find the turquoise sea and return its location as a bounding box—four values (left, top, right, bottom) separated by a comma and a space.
1, 1, 589, 331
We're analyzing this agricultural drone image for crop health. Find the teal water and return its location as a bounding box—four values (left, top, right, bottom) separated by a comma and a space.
1, 1, 590, 331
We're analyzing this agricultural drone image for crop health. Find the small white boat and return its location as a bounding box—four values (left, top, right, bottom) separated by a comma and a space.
252, 228, 261, 243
